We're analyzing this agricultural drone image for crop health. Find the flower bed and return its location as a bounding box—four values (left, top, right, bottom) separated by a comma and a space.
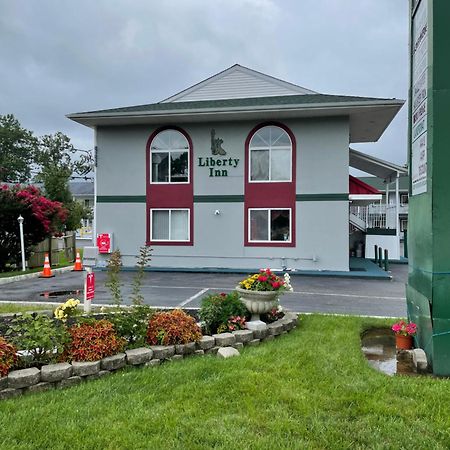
0, 312, 298, 401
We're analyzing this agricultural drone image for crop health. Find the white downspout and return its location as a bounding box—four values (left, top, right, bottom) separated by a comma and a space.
395, 172, 400, 259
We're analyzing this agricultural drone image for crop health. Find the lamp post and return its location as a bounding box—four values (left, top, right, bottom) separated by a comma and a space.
17, 215, 26, 272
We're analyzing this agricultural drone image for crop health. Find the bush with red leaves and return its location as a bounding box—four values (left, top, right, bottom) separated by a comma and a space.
0, 336, 17, 377
65, 320, 126, 362
147, 309, 202, 346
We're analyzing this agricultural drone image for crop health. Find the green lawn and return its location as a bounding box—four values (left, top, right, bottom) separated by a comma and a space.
1, 315, 449, 449
0, 303, 53, 314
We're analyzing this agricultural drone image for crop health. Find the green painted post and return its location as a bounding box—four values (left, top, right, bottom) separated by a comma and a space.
407, 0, 450, 375
374, 245, 378, 263
404, 229, 408, 258
378, 247, 383, 268
384, 249, 389, 272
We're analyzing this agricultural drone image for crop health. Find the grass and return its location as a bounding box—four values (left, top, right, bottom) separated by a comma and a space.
0, 303, 53, 314
1, 314, 449, 449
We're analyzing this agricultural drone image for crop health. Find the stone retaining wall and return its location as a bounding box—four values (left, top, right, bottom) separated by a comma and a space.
0, 312, 298, 401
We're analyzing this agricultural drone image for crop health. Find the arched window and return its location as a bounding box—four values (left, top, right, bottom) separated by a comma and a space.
249, 125, 292, 182
150, 129, 190, 183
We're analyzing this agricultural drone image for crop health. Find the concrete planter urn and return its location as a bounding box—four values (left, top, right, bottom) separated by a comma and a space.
236, 287, 279, 322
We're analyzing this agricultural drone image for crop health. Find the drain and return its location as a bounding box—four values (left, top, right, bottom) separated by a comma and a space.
40, 290, 82, 299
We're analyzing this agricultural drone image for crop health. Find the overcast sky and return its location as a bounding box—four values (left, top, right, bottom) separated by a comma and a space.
0, 0, 409, 170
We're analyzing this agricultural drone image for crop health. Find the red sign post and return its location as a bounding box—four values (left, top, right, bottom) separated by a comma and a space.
86, 272, 95, 300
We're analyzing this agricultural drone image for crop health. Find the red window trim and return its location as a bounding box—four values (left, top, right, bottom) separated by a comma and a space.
146, 126, 194, 246
244, 122, 296, 247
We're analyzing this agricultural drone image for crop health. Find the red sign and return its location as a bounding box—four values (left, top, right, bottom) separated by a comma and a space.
97, 233, 111, 254
86, 272, 95, 300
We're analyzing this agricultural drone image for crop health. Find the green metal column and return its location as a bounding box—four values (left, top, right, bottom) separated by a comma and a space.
407, 0, 450, 376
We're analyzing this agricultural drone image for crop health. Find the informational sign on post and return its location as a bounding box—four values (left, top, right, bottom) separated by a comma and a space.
83, 269, 95, 313
411, 0, 428, 195
97, 233, 112, 254
86, 272, 95, 300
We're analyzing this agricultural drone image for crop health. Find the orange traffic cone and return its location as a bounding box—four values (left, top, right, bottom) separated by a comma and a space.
72, 251, 84, 272
39, 253, 55, 278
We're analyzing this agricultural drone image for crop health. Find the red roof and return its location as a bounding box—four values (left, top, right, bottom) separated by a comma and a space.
349, 175, 380, 195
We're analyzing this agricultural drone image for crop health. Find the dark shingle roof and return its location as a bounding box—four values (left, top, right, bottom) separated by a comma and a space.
71, 93, 398, 116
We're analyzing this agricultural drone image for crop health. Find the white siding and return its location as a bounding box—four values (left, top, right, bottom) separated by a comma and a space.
162, 65, 317, 103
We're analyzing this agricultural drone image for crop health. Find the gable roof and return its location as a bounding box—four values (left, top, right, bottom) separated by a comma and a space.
161, 64, 317, 103
349, 175, 381, 195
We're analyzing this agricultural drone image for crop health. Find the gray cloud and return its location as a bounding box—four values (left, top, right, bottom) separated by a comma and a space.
0, 0, 409, 166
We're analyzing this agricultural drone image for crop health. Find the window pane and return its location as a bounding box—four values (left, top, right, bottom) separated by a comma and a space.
152, 210, 170, 240
170, 151, 188, 182
171, 210, 189, 240
271, 148, 291, 181
152, 152, 169, 182
271, 127, 290, 146
270, 210, 290, 241
151, 131, 170, 151
250, 210, 268, 241
169, 131, 189, 150
250, 149, 269, 181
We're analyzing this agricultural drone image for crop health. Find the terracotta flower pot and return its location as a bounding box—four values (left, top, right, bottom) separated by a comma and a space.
395, 334, 413, 350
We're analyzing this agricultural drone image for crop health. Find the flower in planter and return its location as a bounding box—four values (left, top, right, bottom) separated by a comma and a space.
391, 320, 417, 336
54, 298, 80, 323
239, 268, 293, 293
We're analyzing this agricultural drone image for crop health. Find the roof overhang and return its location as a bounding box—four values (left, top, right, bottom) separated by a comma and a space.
349, 147, 408, 181
67, 99, 404, 143
349, 194, 383, 205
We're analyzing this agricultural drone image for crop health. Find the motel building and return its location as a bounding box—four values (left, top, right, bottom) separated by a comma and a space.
68, 64, 405, 273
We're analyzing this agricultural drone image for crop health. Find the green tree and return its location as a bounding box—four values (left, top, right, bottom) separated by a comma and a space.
0, 114, 38, 183
35, 132, 93, 231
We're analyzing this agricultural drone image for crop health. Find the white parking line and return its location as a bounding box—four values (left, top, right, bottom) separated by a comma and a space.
178, 288, 209, 307
292, 291, 406, 300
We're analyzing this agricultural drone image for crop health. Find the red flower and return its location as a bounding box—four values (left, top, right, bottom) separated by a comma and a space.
258, 275, 268, 282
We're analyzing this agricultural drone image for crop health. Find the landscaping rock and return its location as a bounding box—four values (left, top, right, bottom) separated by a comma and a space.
101, 353, 126, 371
150, 345, 175, 360
86, 370, 110, 381
0, 376, 7, 390
252, 328, 269, 340
194, 350, 204, 356
145, 359, 161, 367
247, 339, 260, 347
184, 342, 197, 354
175, 344, 187, 355
267, 322, 284, 336
72, 361, 101, 377
412, 348, 428, 372
171, 355, 183, 361
198, 336, 215, 350
205, 346, 219, 355
0, 388, 21, 400
41, 363, 72, 382
262, 335, 275, 343
126, 348, 153, 365
8, 367, 40, 389
217, 347, 240, 358
26, 382, 53, 394
212, 333, 236, 347
232, 330, 253, 343
234, 342, 244, 350
56, 376, 82, 389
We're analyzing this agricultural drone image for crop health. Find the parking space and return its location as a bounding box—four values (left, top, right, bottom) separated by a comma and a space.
0, 264, 408, 317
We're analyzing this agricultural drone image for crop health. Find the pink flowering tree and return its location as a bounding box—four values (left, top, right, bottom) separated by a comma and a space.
0, 184, 67, 271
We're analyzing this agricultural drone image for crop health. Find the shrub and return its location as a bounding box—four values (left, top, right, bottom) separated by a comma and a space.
109, 304, 154, 349
199, 291, 248, 334
6, 313, 69, 365
0, 336, 17, 377
65, 319, 126, 362
147, 309, 202, 345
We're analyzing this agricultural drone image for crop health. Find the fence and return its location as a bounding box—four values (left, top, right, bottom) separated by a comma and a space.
27, 233, 76, 268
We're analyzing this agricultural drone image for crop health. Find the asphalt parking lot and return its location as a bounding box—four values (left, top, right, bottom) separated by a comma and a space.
0, 265, 408, 318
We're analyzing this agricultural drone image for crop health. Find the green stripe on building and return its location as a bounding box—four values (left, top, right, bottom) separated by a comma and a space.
97, 194, 349, 203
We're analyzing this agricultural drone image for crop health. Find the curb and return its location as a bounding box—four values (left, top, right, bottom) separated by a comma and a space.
0, 267, 74, 286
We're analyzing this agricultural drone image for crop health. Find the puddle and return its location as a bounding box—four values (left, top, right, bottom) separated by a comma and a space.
39, 290, 81, 299
361, 328, 417, 376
